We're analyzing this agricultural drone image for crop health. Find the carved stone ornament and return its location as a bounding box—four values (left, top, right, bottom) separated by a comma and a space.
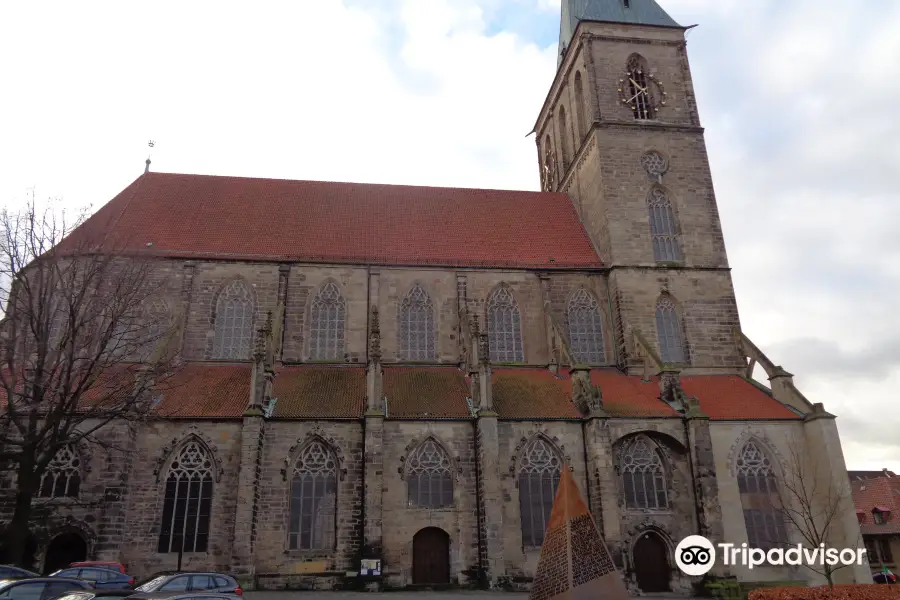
508, 428, 573, 478
153, 425, 223, 483
282, 425, 346, 482
572, 376, 604, 415
398, 435, 462, 481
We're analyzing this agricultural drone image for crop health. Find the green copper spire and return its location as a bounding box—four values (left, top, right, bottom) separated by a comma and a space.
559, 0, 681, 63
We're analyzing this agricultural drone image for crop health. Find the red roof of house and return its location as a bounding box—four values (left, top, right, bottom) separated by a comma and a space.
68, 172, 603, 269
853, 476, 900, 535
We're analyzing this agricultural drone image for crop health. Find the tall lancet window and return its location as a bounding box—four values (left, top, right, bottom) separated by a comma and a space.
309, 282, 346, 360
655, 296, 686, 364
567, 289, 605, 364
212, 280, 254, 360
157, 441, 214, 553
558, 107, 571, 170
398, 285, 436, 361
407, 439, 453, 508
737, 441, 787, 550
487, 287, 524, 363
648, 187, 681, 262
518, 438, 562, 547
621, 436, 669, 510
289, 441, 337, 551
574, 71, 587, 139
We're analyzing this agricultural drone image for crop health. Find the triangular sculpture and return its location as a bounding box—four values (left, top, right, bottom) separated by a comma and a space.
529, 466, 630, 600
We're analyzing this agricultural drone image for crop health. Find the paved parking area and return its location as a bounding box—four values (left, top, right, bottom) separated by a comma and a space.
246, 592, 528, 599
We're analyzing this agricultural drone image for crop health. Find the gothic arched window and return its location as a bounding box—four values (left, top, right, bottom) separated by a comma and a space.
558, 107, 571, 170
656, 296, 686, 364
518, 438, 562, 547
574, 71, 586, 139
487, 287, 524, 363
567, 288, 605, 364
157, 441, 214, 553
141, 298, 171, 360
309, 282, 346, 360
212, 280, 254, 360
648, 188, 681, 262
407, 439, 453, 508
398, 285, 435, 361
737, 441, 787, 550
620, 436, 668, 510
37, 445, 81, 498
626, 55, 654, 120
289, 441, 337, 551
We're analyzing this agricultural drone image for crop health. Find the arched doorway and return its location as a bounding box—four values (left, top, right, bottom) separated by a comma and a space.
412, 527, 450, 585
43, 532, 87, 574
633, 531, 670, 593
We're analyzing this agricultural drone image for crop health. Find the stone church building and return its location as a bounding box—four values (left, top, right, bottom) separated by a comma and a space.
2, 0, 868, 592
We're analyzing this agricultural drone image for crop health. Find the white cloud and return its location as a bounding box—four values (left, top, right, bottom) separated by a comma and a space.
1, 0, 897, 471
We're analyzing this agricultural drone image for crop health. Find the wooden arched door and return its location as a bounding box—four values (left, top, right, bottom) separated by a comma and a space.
633, 531, 670, 592
412, 527, 450, 585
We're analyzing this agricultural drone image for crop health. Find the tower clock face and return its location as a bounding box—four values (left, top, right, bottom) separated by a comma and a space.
618, 69, 666, 119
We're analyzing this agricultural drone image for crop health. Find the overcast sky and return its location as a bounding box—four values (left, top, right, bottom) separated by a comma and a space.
1, 0, 897, 472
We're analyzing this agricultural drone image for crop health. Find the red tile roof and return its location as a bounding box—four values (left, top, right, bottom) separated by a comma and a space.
490, 368, 801, 421
853, 476, 900, 535
69, 172, 603, 269
383, 367, 471, 419
272, 366, 365, 418
153, 363, 250, 418
492, 368, 583, 419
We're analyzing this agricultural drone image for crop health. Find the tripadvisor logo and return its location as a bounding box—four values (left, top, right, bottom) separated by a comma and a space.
674, 535, 868, 576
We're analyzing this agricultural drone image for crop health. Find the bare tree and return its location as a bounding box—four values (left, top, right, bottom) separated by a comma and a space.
0, 194, 179, 567
778, 437, 862, 588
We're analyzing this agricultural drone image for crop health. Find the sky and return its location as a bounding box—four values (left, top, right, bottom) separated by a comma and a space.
1, 0, 898, 472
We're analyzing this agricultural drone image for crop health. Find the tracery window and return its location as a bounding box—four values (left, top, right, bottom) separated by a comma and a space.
398, 285, 436, 361
641, 151, 668, 181
620, 436, 668, 510
157, 441, 214, 553
567, 289, 605, 364
648, 188, 681, 262
518, 438, 562, 547
212, 280, 254, 360
407, 439, 453, 508
37, 445, 81, 498
487, 287, 524, 363
309, 282, 346, 360
656, 296, 686, 364
289, 441, 337, 551
737, 441, 787, 550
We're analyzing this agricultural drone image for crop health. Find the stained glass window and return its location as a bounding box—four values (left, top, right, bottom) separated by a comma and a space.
212, 280, 254, 360
157, 441, 213, 553
399, 285, 435, 361
309, 283, 346, 360
621, 437, 668, 510
487, 287, 524, 363
519, 438, 561, 547
289, 441, 337, 551
737, 441, 787, 550
567, 289, 605, 364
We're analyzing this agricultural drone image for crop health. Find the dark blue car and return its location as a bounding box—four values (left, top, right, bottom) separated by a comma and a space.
0, 567, 39, 581
50, 569, 134, 590
0, 577, 91, 600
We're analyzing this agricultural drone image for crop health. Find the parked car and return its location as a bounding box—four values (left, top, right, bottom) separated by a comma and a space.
50, 568, 134, 590
68, 565, 126, 576
0, 567, 39, 581
131, 574, 241, 597
0, 577, 91, 600
49, 591, 136, 600
121, 594, 239, 600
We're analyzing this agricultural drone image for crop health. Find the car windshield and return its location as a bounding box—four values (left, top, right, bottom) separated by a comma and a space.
0, 580, 17, 592
135, 576, 168, 592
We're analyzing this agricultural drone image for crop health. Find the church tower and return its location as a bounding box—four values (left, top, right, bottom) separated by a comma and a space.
535, 0, 745, 374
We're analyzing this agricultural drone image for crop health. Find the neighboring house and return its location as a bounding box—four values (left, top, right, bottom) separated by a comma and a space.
852, 474, 900, 577
0, 0, 870, 592
850, 470, 898, 481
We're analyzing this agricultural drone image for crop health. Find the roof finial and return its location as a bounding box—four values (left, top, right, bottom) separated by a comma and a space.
145, 140, 155, 174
